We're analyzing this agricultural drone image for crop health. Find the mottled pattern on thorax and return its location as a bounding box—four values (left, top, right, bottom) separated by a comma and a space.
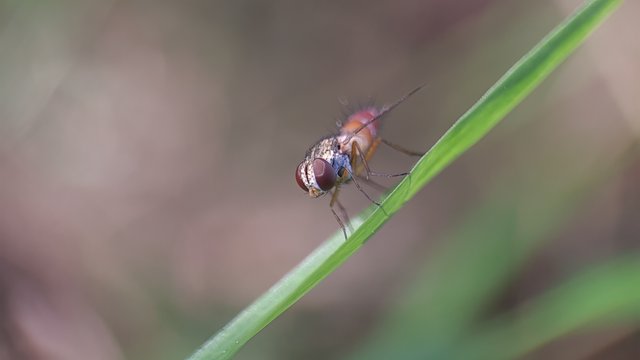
301, 136, 352, 194
306, 136, 351, 175
306, 137, 340, 162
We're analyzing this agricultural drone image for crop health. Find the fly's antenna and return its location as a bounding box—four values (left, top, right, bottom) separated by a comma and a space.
347, 84, 425, 139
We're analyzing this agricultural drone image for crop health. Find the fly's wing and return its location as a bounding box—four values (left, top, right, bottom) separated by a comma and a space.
350, 84, 425, 137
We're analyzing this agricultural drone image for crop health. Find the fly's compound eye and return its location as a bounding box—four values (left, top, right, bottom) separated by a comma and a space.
295, 162, 308, 192
312, 158, 336, 191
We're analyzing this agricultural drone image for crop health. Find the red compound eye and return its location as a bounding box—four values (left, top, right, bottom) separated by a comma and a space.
295, 162, 308, 192
312, 158, 336, 191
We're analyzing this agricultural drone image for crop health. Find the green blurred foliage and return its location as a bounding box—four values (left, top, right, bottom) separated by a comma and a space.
0, 1, 637, 360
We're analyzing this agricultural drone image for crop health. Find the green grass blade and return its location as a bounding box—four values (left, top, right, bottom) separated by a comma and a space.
453, 255, 640, 360
344, 143, 638, 360
186, 1, 622, 359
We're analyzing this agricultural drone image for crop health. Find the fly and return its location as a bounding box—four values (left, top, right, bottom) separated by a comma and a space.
295, 85, 425, 239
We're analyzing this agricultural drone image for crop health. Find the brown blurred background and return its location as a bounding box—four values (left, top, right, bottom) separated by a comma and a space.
0, 1, 638, 359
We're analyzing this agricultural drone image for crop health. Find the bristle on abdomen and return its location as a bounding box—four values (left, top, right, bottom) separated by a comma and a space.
340, 108, 380, 139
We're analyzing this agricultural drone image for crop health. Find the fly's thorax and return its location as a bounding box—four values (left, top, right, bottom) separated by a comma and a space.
296, 137, 351, 198
338, 132, 372, 157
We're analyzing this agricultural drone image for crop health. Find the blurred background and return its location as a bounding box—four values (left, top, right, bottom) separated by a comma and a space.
0, 0, 638, 359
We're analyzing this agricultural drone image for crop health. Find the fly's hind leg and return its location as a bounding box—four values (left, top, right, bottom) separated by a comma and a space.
381, 138, 424, 157
343, 166, 389, 217
355, 175, 389, 193
352, 141, 411, 178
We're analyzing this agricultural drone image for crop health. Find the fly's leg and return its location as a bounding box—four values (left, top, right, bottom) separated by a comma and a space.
329, 188, 347, 239
369, 170, 410, 177
365, 140, 418, 201
375, 139, 423, 188
330, 207, 348, 240
329, 186, 353, 232
343, 167, 389, 216
351, 138, 381, 179
381, 138, 424, 157
353, 141, 410, 178
330, 187, 353, 239
334, 198, 353, 233
355, 175, 389, 193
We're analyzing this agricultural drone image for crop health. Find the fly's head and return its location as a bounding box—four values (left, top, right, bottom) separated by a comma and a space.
295, 157, 336, 198
295, 137, 348, 198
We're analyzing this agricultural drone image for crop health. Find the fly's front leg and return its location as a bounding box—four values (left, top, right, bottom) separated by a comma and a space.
330, 207, 348, 240
330, 186, 353, 238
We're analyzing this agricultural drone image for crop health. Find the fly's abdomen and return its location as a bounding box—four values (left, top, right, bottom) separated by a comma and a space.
342, 108, 380, 137
339, 108, 380, 156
